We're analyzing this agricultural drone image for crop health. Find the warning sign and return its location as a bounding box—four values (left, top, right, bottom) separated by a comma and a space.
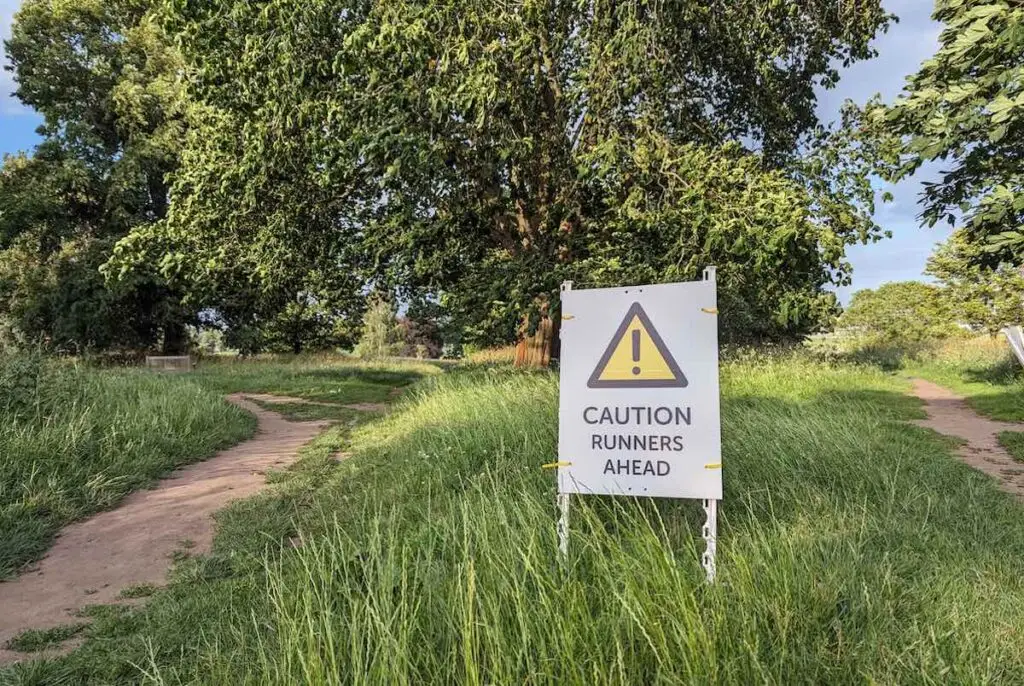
557, 273, 722, 500
588, 302, 688, 389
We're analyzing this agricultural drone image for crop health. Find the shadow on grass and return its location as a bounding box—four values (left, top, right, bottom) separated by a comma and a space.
957, 388, 1024, 423
199, 365, 425, 386
962, 358, 1023, 386
11, 378, 1024, 684
191, 364, 435, 405
282, 366, 425, 386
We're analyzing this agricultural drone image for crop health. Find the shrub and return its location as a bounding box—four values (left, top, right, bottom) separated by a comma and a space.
0, 350, 48, 418
838, 281, 965, 343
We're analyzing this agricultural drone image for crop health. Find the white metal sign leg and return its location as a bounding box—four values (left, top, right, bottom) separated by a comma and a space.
701, 498, 718, 583
557, 493, 570, 557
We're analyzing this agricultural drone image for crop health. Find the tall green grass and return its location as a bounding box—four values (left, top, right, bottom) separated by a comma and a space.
231, 364, 1024, 684
0, 354, 255, 578
13, 358, 1024, 684
808, 333, 1024, 422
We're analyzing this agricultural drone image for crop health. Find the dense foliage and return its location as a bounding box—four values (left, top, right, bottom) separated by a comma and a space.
0, 0, 189, 353
862, 0, 1024, 269
4, 0, 898, 352
353, 299, 404, 360
0, 0, 366, 354
114, 0, 891, 346
927, 230, 1024, 332
838, 281, 964, 342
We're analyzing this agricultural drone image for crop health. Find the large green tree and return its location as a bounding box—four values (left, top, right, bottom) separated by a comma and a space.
0, 146, 177, 351
106, 96, 370, 354
862, 0, 1024, 267
4, 0, 360, 355
838, 281, 962, 342
0, 0, 189, 353
131, 0, 891, 347
927, 229, 1024, 332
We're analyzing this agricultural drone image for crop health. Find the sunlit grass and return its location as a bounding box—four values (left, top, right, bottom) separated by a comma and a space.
903, 336, 1024, 421
463, 345, 518, 365
10, 357, 1024, 684
999, 432, 1024, 463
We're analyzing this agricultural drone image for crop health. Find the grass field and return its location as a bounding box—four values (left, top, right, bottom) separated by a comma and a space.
0, 354, 255, 579
6, 355, 1024, 684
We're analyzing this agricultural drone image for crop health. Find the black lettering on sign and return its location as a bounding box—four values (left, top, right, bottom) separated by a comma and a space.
582, 406, 692, 426
590, 434, 685, 451
602, 459, 672, 476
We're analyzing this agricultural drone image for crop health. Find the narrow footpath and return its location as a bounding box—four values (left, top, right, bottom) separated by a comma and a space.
0, 395, 328, 664
910, 378, 1024, 500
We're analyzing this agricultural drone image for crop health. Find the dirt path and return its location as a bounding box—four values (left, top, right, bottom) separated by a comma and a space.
0, 395, 328, 664
910, 378, 1024, 500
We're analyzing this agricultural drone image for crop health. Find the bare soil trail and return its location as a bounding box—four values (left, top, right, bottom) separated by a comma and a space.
0, 394, 328, 664
910, 378, 1024, 500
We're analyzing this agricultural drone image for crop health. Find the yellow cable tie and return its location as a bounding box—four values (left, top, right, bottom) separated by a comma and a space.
542, 461, 572, 469
562, 314, 576, 320
704, 462, 722, 469
701, 307, 718, 314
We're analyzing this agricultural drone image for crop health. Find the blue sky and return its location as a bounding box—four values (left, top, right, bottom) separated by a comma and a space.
0, 0, 945, 303
815, 0, 948, 302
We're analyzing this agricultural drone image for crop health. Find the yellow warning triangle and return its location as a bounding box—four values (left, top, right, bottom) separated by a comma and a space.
587, 302, 687, 388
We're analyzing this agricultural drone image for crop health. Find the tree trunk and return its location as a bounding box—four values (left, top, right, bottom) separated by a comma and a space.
549, 309, 562, 365
513, 296, 557, 368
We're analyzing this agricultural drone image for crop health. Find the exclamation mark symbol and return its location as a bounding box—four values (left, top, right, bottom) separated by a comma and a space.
631, 329, 641, 376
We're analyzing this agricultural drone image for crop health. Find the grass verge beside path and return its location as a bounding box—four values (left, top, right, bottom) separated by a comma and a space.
192, 356, 439, 404
875, 336, 1024, 463
0, 357, 255, 579
4, 625, 86, 653
903, 337, 1024, 421
9, 358, 1024, 684
246, 399, 371, 423
905, 337, 1024, 462
999, 432, 1024, 463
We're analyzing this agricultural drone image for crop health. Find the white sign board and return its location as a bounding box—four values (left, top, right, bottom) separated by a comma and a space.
1004, 326, 1024, 368
557, 274, 722, 499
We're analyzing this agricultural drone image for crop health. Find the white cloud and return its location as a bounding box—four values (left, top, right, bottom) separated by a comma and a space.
1, 0, 30, 115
